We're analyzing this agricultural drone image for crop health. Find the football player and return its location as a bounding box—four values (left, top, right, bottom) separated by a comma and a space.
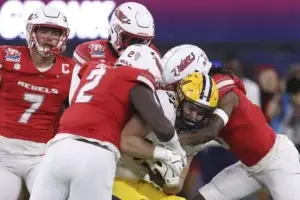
69, 2, 157, 104
112, 46, 215, 200
30, 45, 185, 200
0, 5, 74, 200
115, 72, 218, 200
164, 45, 300, 200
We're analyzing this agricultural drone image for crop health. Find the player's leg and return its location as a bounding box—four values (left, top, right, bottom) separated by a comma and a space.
30, 140, 75, 200
113, 178, 149, 200
24, 155, 44, 194
67, 139, 117, 200
0, 149, 23, 200
0, 166, 22, 200
190, 161, 262, 200
254, 135, 300, 200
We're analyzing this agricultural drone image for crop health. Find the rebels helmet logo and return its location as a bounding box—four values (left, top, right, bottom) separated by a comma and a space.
171, 52, 195, 76
115, 8, 131, 24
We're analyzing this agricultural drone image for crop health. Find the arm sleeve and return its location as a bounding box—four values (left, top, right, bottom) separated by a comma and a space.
72, 44, 89, 66
68, 63, 82, 105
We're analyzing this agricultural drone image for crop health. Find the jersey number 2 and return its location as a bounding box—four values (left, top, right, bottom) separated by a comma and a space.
75, 68, 106, 103
19, 93, 45, 124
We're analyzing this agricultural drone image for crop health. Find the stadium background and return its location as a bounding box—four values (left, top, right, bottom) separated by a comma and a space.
1, 0, 300, 199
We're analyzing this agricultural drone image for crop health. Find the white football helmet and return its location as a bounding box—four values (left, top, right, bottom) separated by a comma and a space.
115, 44, 162, 84
161, 44, 212, 89
25, 5, 70, 57
109, 2, 155, 55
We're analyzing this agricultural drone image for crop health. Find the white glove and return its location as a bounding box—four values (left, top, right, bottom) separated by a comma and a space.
153, 146, 187, 168
148, 150, 183, 187
153, 160, 181, 187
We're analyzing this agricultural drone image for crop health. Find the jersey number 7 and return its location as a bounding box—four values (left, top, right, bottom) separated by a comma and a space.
19, 93, 45, 124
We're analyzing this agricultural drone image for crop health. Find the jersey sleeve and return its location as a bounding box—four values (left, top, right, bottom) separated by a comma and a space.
68, 63, 82, 105
155, 90, 177, 125
213, 74, 235, 98
72, 42, 90, 66
133, 68, 156, 92
214, 74, 247, 98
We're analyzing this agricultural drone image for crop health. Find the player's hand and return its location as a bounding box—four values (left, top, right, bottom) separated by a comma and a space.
153, 160, 181, 187
159, 148, 186, 169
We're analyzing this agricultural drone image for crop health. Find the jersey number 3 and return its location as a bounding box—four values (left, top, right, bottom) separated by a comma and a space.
75, 67, 106, 103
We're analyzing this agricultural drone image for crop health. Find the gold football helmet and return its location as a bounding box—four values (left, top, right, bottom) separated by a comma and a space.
176, 72, 219, 129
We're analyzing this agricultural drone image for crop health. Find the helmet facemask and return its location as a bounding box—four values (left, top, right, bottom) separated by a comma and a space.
177, 99, 214, 130
110, 24, 153, 55
176, 72, 219, 130
27, 24, 69, 57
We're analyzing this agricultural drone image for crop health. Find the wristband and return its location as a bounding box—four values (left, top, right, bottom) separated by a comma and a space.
213, 108, 229, 126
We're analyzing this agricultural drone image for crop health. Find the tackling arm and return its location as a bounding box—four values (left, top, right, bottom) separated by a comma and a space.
130, 84, 176, 142
179, 92, 239, 146
120, 115, 154, 158
121, 114, 182, 162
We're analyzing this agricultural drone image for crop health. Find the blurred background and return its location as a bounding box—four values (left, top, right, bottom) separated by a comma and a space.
1, 0, 300, 199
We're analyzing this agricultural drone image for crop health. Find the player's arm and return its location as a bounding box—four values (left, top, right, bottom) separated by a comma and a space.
72, 43, 88, 66
162, 155, 194, 195
120, 115, 153, 158
120, 115, 178, 161
129, 84, 183, 154
68, 63, 82, 105
69, 43, 89, 104
179, 92, 239, 145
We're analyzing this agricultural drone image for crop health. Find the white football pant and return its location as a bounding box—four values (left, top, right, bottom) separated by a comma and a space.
30, 138, 117, 200
0, 148, 42, 200
199, 134, 300, 200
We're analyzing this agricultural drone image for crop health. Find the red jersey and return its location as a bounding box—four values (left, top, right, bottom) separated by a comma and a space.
59, 62, 156, 149
213, 74, 276, 166
0, 46, 75, 143
72, 39, 118, 67
72, 39, 160, 67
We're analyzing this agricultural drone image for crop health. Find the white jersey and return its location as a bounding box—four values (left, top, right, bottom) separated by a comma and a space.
116, 90, 176, 180
116, 90, 206, 180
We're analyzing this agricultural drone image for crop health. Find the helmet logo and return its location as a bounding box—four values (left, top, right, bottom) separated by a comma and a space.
171, 52, 195, 76
28, 13, 38, 21
115, 8, 131, 24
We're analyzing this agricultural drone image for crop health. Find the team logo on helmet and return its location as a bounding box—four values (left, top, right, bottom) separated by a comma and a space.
171, 52, 195, 77
115, 8, 131, 24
